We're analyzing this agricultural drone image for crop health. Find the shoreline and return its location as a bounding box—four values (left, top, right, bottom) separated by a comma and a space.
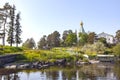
3, 59, 115, 69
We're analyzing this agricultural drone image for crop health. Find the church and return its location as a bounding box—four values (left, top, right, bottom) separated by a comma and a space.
97, 32, 116, 44
79, 21, 116, 44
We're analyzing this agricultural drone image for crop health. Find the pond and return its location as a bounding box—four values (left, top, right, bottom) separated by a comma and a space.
0, 63, 120, 80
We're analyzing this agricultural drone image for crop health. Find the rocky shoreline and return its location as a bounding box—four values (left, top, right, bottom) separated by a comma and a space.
4, 59, 67, 69
3, 59, 98, 69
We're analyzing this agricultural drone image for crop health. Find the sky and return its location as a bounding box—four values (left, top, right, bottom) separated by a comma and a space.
0, 0, 120, 44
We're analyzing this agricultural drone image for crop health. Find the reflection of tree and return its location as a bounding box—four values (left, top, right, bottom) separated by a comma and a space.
45, 70, 59, 80
50, 71, 59, 80
3, 73, 20, 80
0, 69, 20, 80
113, 63, 120, 79
1, 64, 118, 80
78, 64, 107, 80
45, 70, 51, 79
13, 73, 20, 80
62, 70, 77, 80
0, 75, 2, 80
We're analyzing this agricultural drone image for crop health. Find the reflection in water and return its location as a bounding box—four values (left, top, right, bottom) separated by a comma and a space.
114, 63, 120, 80
0, 69, 20, 80
0, 73, 20, 80
0, 63, 120, 80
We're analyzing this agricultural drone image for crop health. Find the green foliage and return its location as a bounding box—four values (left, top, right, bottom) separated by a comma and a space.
104, 48, 113, 54
88, 54, 97, 59
62, 30, 73, 46
79, 33, 88, 46
81, 44, 96, 55
23, 50, 41, 61
22, 38, 36, 49
15, 12, 22, 47
65, 33, 77, 46
16, 54, 27, 61
87, 32, 96, 44
0, 45, 23, 54
7, 5, 16, 46
22, 49, 76, 62
98, 37, 106, 44
98, 37, 108, 47
115, 30, 120, 43
0, 3, 22, 46
93, 42, 106, 54
81, 42, 106, 55
3, 46, 23, 53
113, 44, 120, 56
47, 31, 60, 48
38, 35, 47, 49
83, 58, 89, 62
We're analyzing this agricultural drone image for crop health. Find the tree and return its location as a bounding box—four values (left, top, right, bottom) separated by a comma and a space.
38, 35, 47, 49
0, 3, 21, 46
87, 32, 96, 44
65, 33, 77, 46
79, 32, 88, 46
62, 29, 73, 46
7, 5, 15, 46
1, 3, 12, 46
98, 37, 106, 43
115, 30, 120, 43
15, 12, 22, 47
113, 43, 120, 56
62, 30, 68, 42
22, 38, 36, 49
22, 38, 29, 48
52, 31, 60, 47
98, 37, 108, 47
46, 31, 60, 48
47, 34, 52, 48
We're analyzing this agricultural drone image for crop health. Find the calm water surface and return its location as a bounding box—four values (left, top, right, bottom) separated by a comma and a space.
0, 63, 120, 80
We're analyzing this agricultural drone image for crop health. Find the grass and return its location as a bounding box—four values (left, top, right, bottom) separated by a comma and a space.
0, 45, 23, 55
0, 46, 114, 63
16, 47, 84, 62
21, 49, 75, 62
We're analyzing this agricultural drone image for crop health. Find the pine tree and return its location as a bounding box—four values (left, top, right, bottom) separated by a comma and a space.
15, 12, 22, 47
38, 35, 47, 49
22, 38, 36, 49
7, 5, 15, 46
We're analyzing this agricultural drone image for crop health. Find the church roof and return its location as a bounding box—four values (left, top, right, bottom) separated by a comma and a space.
80, 26, 85, 33
80, 21, 86, 33
97, 32, 114, 38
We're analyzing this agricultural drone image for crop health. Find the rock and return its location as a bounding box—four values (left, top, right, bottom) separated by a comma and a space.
17, 63, 30, 69
5, 64, 16, 69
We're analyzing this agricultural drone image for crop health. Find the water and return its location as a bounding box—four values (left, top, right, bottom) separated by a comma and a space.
0, 63, 120, 80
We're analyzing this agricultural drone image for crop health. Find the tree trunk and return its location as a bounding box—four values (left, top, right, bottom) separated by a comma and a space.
16, 43, 18, 47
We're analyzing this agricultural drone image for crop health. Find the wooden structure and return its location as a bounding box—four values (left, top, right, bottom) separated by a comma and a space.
0, 54, 20, 66
97, 55, 115, 62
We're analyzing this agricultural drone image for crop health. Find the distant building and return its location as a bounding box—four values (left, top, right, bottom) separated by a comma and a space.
96, 32, 116, 44
77, 22, 116, 44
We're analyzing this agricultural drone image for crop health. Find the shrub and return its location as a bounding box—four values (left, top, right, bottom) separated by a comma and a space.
22, 49, 75, 62
83, 58, 89, 62
88, 54, 97, 60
